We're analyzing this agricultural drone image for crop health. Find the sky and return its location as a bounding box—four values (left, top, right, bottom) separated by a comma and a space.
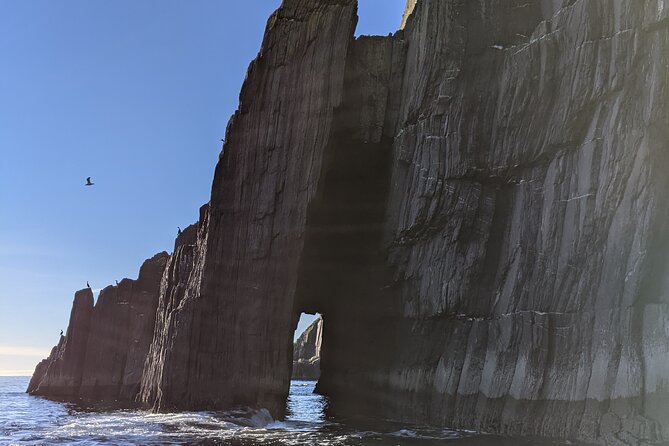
0, 0, 407, 376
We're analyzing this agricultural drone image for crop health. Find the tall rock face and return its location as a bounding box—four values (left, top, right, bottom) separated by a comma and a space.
27, 289, 93, 397
139, 217, 206, 407
28, 253, 168, 403
292, 317, 322, 380
316, 1, 669, 445
78, 252, 169, 401
137, 0, 358, 416
29, 0, 669, 444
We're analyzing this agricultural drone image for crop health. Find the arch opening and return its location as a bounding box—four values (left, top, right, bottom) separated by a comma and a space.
286, 312, 325, 422
285, 12, 401, 421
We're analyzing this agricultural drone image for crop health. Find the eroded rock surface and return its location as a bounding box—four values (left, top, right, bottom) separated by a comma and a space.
27, 289, 93, 398
314, 1, 669, 444
29, 0, 669, 443
137, 0, 358, 416
28, 253, 168, 403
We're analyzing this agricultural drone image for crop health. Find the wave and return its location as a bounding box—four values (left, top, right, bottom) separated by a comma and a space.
2, 378, 565, 446
44, 407, 276, 441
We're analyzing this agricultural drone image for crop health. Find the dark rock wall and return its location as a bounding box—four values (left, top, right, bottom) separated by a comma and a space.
29, 0, 669, 444
78, 252, 168, 401
303, 33, 408, 408
28, 254, 168, 403
27, 289, 93, 397
139, 215, 207, 407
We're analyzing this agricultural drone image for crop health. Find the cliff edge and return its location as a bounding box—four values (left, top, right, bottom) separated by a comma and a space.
28, 253, 169, 403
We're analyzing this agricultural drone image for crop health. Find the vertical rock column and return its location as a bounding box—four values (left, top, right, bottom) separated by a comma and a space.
78, 252, 169, 401
28, 253, 169, 403
139, 219, 203, 406
320, 0, 669, 444
27, 289, 94, 397
138, 0, 359, 416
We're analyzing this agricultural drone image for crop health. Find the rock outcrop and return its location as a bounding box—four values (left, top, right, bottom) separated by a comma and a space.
27, 289, 93, 397
30, 0, 669, 444
28, 253, 168, 403
292, 317, 322, 380
136, 0, 358, 416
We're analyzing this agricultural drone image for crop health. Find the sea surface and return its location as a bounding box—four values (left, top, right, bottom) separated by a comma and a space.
1, 377, 574, 445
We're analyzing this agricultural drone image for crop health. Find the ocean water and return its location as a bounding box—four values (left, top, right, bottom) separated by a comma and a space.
0, 377, 573, 445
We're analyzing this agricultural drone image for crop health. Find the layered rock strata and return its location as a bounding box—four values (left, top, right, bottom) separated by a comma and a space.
30, 0, 669, 444
292, 317, 322, 380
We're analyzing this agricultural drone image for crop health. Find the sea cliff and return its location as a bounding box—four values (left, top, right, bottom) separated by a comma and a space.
30, 1, 669, 443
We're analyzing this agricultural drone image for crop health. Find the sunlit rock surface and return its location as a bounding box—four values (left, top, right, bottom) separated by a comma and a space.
292, 318, 322, 380
30, 0, 669, 443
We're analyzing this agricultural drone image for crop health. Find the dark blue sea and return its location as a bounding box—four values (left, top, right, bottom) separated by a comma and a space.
0, 377, 573, 445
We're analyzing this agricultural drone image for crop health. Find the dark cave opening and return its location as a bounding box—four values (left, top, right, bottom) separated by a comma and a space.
287, 34, 402, 421
291, 126, 398, 417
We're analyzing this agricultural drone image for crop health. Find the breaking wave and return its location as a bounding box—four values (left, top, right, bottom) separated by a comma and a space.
1, 377, 574, 445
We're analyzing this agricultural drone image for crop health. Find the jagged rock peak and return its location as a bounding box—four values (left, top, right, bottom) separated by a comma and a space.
28, 253, 169, 404
400, 0, 417, 29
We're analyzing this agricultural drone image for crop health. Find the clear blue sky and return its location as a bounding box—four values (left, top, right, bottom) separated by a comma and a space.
0, 0, 407, 375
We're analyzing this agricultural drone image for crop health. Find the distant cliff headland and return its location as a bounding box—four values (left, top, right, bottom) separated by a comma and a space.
29, 1, 669, 444
292, 318, 322, 381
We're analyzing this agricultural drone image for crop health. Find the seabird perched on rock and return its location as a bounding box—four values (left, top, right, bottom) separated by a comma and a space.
85, 177, 94, 186
86, 281, 90, 288
177, 227, 182, 236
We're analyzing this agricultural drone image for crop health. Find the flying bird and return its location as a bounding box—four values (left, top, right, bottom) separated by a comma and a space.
85, 177, 94, 186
